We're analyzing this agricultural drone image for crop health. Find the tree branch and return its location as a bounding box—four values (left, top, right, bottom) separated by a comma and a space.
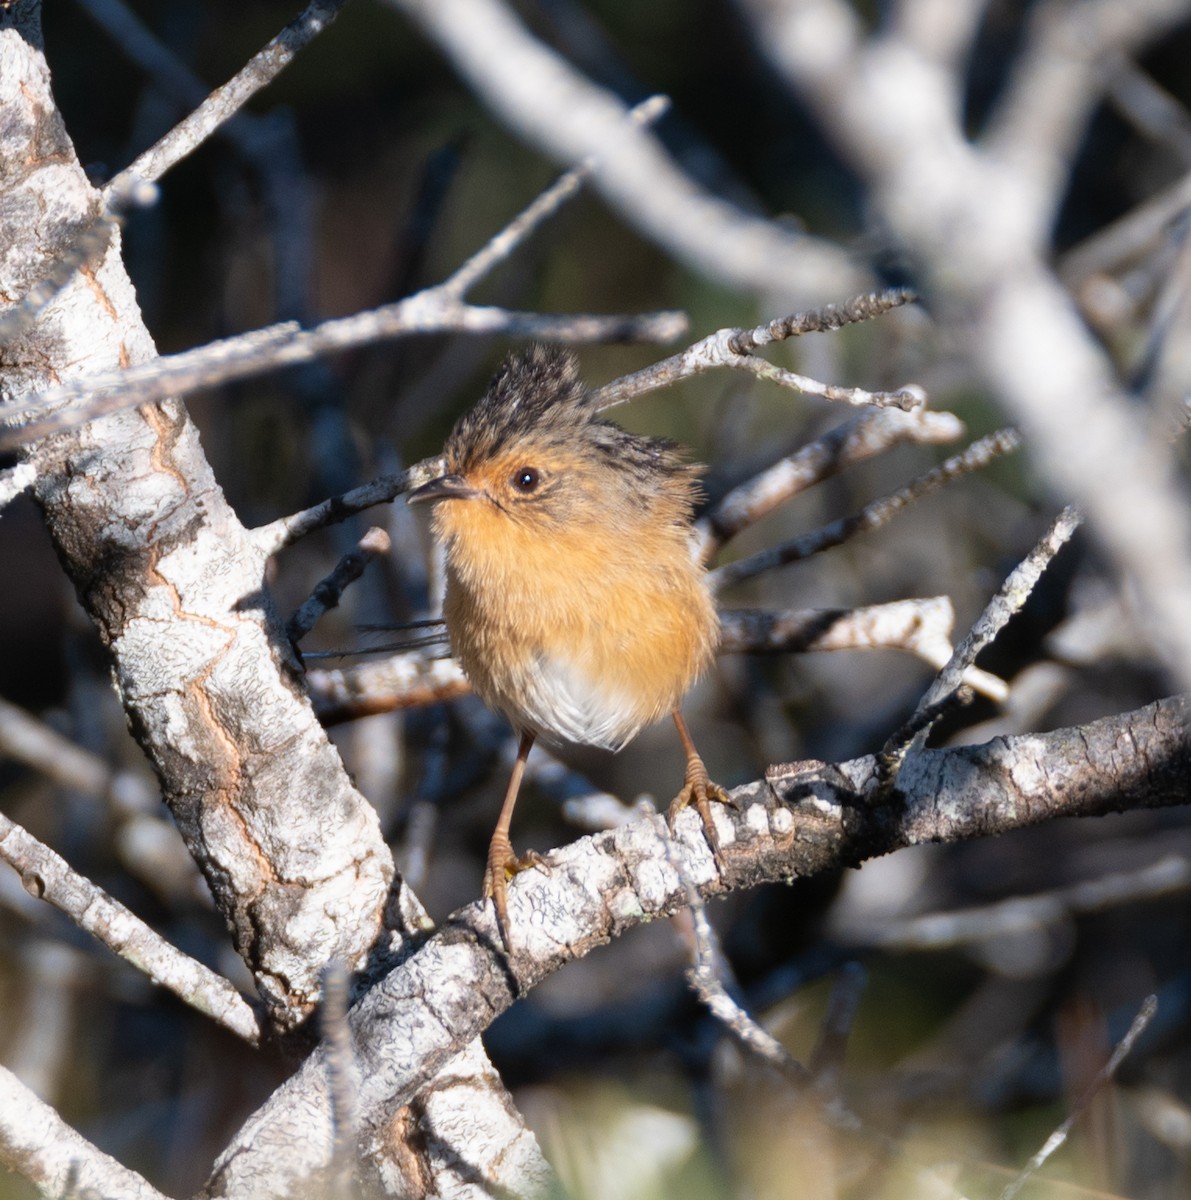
735, 0, 1191, 690
102, 0, 351, 192
205, 694, 1189, 1195
0, 1065, 171, 1200
0, 812, 262, 1043
384, 0, 862, 302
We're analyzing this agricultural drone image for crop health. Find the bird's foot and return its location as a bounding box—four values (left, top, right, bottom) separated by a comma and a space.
482, 833, 547, 952
667, 755, 735, 873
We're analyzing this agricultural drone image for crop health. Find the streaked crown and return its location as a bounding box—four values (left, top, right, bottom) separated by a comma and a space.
442, 346, 702, 526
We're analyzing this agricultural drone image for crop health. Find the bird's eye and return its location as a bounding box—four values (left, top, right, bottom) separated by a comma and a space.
512, 467, 540, 493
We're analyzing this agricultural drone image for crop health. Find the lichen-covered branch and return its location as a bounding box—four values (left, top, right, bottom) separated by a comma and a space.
205, 694, 1189, 1196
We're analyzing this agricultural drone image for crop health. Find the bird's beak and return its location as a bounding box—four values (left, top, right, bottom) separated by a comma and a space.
407, 473, 479, 505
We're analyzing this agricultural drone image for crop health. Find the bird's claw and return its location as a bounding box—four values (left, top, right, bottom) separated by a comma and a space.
667, 757, 734, 872
482, 836, 547, 952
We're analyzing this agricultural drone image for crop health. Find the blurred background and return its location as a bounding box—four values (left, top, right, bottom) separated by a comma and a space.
2, 1, 1191, 1196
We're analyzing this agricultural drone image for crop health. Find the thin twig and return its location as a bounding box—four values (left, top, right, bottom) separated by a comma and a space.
727, 352, 926, 410
308, 653, 470, 725
442, 94, 670, 299
867, 857, 1191, 952
807, 961, 867, 1091
1000, 994, 1158, 1200
711, 428, 1023, 590
104, 0, 351, 192
876, 688, 975, 790
728, 287, 918, 350
0, 694, 154, 806
287, 527, 391, 643
591, 288, 919, 410
720, 600, 1007, 701
1060, 166, 1191, 288
322, 960, 359, 1198
695, 405, 965, 561
253, 465, 436, 556
0, 304, 686, 451
686, 902, 805, 1078
1106, 54, 1191, 167
386, 0, 860, 298
0, 813, 262, 1043
905, 503, 1082, 750
656, 810, 808, 1080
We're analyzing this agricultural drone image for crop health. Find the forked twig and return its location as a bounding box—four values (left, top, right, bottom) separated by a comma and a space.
592, 288, 921, 411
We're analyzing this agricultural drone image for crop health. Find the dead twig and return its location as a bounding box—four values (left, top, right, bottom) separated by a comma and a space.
711, 428, 1023, 590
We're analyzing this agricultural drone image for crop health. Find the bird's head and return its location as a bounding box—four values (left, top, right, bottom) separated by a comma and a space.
408, 346, 701, 541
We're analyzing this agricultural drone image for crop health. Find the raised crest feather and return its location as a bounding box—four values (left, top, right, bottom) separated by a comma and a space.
443, 345, 700, 514
445, 346, 591, 472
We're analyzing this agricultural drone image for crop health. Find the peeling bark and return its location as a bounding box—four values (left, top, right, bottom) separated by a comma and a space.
0, 5, 393, 1034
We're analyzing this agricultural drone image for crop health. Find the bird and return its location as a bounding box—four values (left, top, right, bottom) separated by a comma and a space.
408, 345, 729, 947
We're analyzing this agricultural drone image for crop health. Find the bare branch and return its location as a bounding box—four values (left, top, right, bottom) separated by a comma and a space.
1060, 167, 1191, 290
729, 287, 919, 351
442, 93, 671, 299
308, 652, 469, 725
0, 694, 151, 805
893, 0, 990, 72
208, 694, 1189, 1195
0, 1065, 172, 1200
876, 687, 975, 790
0, 304, 686, 452
385, 0, 862, 301
592, 288, 918, 410
660, 810, 808, 1080
1106, 55, 1191, 167
287, 526, 391, 644
865, 855, 1191, 953
252, 466, 435, 556
1, 15, 398, 1035
711, 428, 1023, 589
0, 812, 262, 1043
985, 0, 1189, 234
695, 406, 966, 562
727, 351, 926, 411
907, 504, 1081, 744
720, 600, 1007, 701
807, 960, 867, 1089
103, 0, 351, 192
736, 0, 1191, 689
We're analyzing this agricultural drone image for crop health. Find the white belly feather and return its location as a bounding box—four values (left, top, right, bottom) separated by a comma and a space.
515, 651, 645, 752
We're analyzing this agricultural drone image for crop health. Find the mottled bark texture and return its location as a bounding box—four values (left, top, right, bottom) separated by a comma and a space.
0, 5, 393, 1033
204, 696, 1188, 1195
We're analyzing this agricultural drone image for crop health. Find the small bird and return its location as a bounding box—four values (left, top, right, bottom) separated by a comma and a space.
408, 346, 728, 946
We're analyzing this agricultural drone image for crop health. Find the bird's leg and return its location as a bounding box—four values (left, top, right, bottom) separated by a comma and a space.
482, 730, 545, 951
668, 708, 734, 871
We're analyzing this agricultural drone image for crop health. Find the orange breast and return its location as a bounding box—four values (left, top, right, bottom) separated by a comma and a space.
438, 500, 718, 750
